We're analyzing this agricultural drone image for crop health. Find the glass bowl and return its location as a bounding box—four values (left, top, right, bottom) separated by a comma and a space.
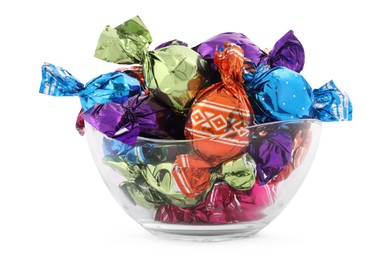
85, 119, 321, 241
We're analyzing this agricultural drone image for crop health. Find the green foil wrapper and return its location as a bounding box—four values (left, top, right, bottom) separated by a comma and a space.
95, 16, 209, 111
103, 155, 214, 208
219, 153, 256, 190
95, 16, 151, 64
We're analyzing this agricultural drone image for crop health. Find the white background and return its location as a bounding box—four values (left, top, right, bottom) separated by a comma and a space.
1, 0, 389, 259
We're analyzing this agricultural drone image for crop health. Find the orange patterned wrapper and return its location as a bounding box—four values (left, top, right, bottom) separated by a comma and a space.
185, 42, 254, 166
172, 154, 211, 198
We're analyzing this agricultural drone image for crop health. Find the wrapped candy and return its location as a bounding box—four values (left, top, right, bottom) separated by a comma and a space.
313, 80, 352, 121
103, 156, 213, 208
268, 123, 313, 185
243, 65, 352, 123
259, 30, 305, 72
39, 62, 141, 111
94, 16, 210, 111
82, 94, 186, 146
248, 128, 293, 185
103, 138, 191, 164
172, 153, 256, 198
155, 182, 276, 224
105, 152, 256, 205
185, 42, 254, 166
193, 32, 265, 83
120, 179, 165, 209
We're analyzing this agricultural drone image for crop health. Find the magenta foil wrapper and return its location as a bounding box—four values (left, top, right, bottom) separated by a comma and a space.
155, 182, 276, 224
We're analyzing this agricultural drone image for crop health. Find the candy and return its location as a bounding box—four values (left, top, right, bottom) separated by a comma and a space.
40, 63, 141, 111
193, 32, 265, 83
38, 16, 354, 227
155, 182, 276, 224
172, 153, 256, 198
94, 16, 210, 111
185, 42, 254, 165
103, 155, 213, 208
243, 65, 352, 123
259, 30, 305, 72
82, 93, 186, 146
103, 137, 191, 164
313, 80, 352, 121
248, 128, 293, 185
75, 109, 85, 136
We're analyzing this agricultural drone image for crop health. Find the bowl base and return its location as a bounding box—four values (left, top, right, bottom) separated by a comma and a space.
139, 220, 270, 241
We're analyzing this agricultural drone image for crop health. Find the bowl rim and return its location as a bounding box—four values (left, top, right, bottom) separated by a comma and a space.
122, 119, 322, 144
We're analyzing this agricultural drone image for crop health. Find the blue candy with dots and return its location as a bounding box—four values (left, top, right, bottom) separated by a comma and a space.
243, 64, 352, 123
244, 64, 315, 123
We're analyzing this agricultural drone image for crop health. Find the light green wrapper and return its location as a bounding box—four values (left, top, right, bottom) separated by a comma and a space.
103, 153, 256, 208
219, 153, 257, 190
103, 156, 214, 208
94, 16, 209, 111
95, 16, 151, 64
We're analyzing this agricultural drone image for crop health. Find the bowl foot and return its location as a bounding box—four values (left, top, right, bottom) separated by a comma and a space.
139, 220, 269, 241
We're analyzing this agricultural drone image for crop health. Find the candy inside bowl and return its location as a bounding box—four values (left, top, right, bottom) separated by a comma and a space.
85, 119, 321, 241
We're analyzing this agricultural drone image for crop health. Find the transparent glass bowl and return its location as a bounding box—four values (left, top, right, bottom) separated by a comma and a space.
85, 119, 321, 241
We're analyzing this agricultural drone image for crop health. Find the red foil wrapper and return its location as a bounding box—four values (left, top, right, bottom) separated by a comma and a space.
185, 42, 254, 166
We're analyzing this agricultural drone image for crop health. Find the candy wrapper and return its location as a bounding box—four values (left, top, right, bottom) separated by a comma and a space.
172, 153, 256, 198
94, 16, 210, 111
155, 182, 276, 224
259, 30, 305, 72
248, 128, 293, 185
243, 65, 352, 123
103, 155, 213, 208
103, 138, 191, 164
82, 93, 186, 145
40, 63, 141, 111
193, 32, 265, 83
185, 42, 254, 166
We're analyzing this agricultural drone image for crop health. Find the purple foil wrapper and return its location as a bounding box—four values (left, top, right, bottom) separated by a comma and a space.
248, 129, 293, 185
123, 94, 186, 140
81, 102, 141, 145
259, 30, 305, 72
82, 94, 186, 146
154, 39, 188, 50
193, 32, 265, 83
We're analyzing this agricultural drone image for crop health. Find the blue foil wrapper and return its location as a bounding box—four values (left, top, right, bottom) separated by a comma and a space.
103, 138, 168, 165
313, 80, 352, 121
39, 63, 141, 111
243, 65, 353, 123
244, 64, 315, 123
40, 62, 84, 96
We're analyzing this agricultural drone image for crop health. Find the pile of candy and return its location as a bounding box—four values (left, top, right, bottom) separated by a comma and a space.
40, 16, 352, 224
